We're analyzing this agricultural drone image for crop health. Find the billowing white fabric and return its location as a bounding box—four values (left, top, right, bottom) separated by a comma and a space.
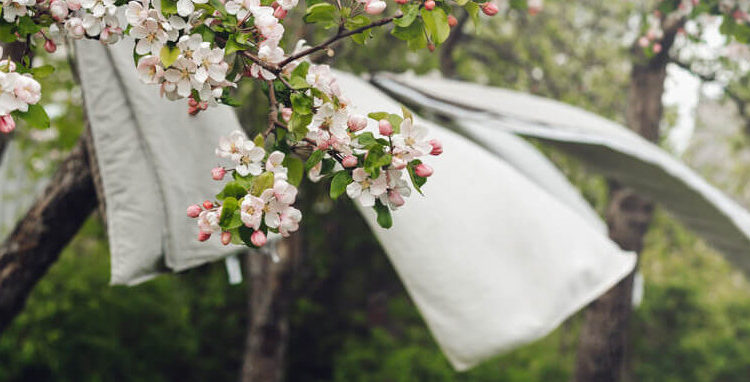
73, 40, 637, 370
335, 71, 635, 370
374, 73, 750, 268
75, 38, 240, 284
0, 142, 48, 240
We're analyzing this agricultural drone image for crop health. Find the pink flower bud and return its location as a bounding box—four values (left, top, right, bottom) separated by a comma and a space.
378, 119, 393, 136
653, 43, 662, 53
221, 231, 232, 245
395, 0, 407, 4
44, 40, 57, 53
203, 200, 214, 209
481, 2, 499, 16
388, 190, 405, 207
427, 43, 435, 52
211, 167, 227, 181
448, 15, 458, 27
274, 6, 288, 19
424, 0, 435, 10
281, 107, 293, 122
347, 114, 368, 132
0, 115, 16, 134
198, 231, 211, 242
187, 204, 202, 218
415, 163, 433, 177
429, 139, 443, 155
251, 230, 267, 247
188, 97, 199, 107
365, 0, 387, 14
342, 155, 358, 168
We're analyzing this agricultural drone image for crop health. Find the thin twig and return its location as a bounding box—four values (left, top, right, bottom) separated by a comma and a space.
276, 14, 400, 70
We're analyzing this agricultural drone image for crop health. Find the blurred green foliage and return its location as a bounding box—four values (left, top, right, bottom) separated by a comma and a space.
3, 0, 750, 381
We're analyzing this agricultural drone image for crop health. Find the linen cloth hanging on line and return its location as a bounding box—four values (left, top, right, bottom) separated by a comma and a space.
73, 37, 636, 370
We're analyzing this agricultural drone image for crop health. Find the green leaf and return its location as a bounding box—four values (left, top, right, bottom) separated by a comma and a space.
17, 16, 41, 35
374, 200, 393, 228
253, 134, 265, 148
394, 3, 420, 27
219, 197, 241, 229
305, 149, 325, 171
304, 3, 338, 28
290, 93, 313, 115
421, 7, 450, 45
283, 156, 304, 187
31, 65, 55, 79
12, 104, 49, 130
368, 112, 389, 120
464, 2, 480, 31
224, 36, 246, 55
391, 19, 427, 50
250, 171, 275, 196
289, 112, 312, 140
238, 226, 256, 246
401, 106, 413, 121
161, 0, 178, 15
288, 61, 311, 89
387, 114, 403, 134
160, 45, 181, 68
330, 171, 352, 200
216, 181, 248, 199
364, 147, 391, 178
0, 23, 16, 43
407, 159, 427, 195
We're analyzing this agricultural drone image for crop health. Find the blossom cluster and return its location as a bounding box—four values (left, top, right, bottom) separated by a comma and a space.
0, 47, 41, 134
298, 63, 440, 212
187, 130, 302, 247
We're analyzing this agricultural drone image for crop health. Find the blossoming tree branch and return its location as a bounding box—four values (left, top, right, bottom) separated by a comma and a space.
0, 0, 528, 248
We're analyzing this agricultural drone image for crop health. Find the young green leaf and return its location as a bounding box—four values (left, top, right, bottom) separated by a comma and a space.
283, 156, 304, 187
374, 200, 393, 228
160, 45, 181, 68
330, 170, 353, 199
305, 149, 325, 171
12, 104, 49, 130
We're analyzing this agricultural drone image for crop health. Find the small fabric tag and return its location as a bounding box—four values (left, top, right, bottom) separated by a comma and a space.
224, 255, 243, 285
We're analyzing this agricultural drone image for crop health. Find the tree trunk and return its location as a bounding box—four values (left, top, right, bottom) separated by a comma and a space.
0, 131, 96, 333
240, 235, 301, 382
574, 19, 681, 382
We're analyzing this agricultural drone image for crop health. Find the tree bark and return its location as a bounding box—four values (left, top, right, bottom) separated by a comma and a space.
0, 130, 97, 333
574, 18, 682, 382
240, 235, 301, 382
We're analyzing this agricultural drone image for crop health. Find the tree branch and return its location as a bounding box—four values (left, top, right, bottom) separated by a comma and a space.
276, 14, 401, 70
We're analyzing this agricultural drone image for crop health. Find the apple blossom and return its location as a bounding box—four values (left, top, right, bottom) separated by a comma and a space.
0, 115, 15, 134
211, 167, 227, 180
365, 0, 386, 15
342, 155, 358, 168
347, 114, 368, 132
415, 163, 433, 177
187, 204, 202, 218
221, 231, 232, 245
347, 168, 388, 207
378, 119, 393, 136
481, 2, 499, 16
251, 230, 267, 247
429, 139, 443, 156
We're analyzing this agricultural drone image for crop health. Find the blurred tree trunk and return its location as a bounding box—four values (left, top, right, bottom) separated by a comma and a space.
240, 235, 301, 382
574, 20, 682, 382
0, 130, 96, 333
